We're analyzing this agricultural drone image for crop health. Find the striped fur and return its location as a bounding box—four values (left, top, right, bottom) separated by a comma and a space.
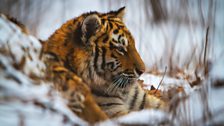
43, 7, 166, 119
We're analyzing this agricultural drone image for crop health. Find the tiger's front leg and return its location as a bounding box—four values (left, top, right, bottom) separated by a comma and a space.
92, 93, 129, 118
144, 93, 167, 110
48, 66, 108, 123
125, 84, 167, 114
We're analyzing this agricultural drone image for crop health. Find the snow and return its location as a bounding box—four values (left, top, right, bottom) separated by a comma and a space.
0, 14, 45, 78
140, 73, 224, 125
0, 15, 88, 126
116, 110, 171, 125
97, 110, 171, 126
140, 73, 192, 92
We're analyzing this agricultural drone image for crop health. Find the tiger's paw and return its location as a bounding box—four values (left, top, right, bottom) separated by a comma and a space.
68, 92, 85, 113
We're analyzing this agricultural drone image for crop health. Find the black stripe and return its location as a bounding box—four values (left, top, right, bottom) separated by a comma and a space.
108, 19, 123, 25
98, 103, 122, 107
118, 35, 122, 42
88, 65, 92, 80
106, 15, 115, 19
109, 42, 117, 50
107, 62, 114, 70
92, 89, 122, 99
65, 55, 76, 73
105, 21, 109, 32
108, 20, 125, 28
115, 23, 124, 29
112, 38, 117, 43
101, 19, 105, 25
94, 46, 99, 70
123, 69, 134, 74
109, 22, 113, 30
113, 64, 121, 71
109, 19, 125, 28
102, 35, 109, 43
101, 47, 106, 70
129, 86, 138, 110
139, 93, 146, 110
111, 53, 117, 58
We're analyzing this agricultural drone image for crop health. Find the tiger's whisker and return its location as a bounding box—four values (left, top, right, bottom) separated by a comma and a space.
120, 77, 125, 88
106, 77, 119, 93
107, 80, 117, 93
122, 77, 128, 88
110, 76, 122, 93
113, 77, 123, 93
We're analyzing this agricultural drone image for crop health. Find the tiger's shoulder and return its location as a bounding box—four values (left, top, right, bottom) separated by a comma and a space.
42, 53, 108, 123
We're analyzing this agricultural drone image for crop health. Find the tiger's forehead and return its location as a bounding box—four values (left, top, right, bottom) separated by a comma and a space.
100, 15, 128, 31
100, 17, 133, 45
112, 32, 128, 46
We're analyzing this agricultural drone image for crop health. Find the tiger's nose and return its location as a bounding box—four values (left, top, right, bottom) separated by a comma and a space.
135, 68, 145, 76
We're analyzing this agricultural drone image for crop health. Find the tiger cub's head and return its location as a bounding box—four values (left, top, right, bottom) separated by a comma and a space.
78, 7, 145, 88
45, 7, 145, 89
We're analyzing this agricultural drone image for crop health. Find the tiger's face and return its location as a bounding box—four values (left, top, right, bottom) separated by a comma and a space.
80, 7, 145, 88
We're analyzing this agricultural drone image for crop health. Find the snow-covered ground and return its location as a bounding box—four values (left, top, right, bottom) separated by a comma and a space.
0, 14, 88, 126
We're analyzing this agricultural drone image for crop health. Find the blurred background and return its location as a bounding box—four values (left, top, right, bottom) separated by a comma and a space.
1, 1, 224, 125
0, 0, 223, 77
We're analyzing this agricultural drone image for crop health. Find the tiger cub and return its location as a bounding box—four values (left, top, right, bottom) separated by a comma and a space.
42, 7, 166, 119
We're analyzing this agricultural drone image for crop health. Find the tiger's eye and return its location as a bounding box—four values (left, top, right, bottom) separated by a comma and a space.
117, 46, 124, 52
113, 29, 119, 34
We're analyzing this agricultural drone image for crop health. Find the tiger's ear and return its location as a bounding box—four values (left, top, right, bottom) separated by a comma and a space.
81, 14, 101, 44
116, 7, 125, 20
109, 7, 125, 20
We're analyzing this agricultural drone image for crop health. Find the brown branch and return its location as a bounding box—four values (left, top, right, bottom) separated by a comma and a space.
154, 66, 167, 94
204, 27, 209, 76
150, 0, 166, 23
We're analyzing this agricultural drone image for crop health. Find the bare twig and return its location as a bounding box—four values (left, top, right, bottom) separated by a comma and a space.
204, 27, 209, 76
154, 66, 167, 94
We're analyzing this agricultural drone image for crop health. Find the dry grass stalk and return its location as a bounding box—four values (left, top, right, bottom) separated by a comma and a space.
154, 66, 167, 94
203, 27, 209, 77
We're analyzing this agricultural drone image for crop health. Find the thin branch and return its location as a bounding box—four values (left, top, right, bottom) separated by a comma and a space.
154, 66, 167, 94
204, 27, 209, 76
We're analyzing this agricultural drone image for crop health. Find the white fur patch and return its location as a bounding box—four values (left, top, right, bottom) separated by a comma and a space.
112, 33, 128, 48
